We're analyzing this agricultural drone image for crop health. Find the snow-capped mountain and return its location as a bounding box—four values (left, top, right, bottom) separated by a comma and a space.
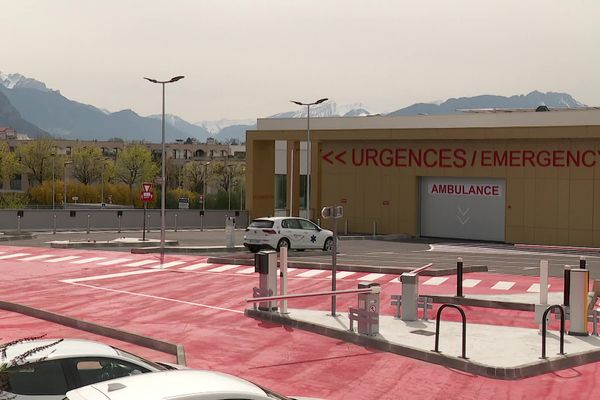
195, 118, 256, 135
0, 72, 51, 92
270, 102, 372, 118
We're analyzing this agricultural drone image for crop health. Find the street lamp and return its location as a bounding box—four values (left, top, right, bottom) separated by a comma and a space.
143, 75, 185, 257
290, 98, 328, 220
203, 162, 210, 212
63, 160, 72, 209
51, 148, 56, 210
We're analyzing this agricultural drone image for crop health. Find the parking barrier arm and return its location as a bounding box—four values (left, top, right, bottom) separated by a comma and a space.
246, 287, 377, 303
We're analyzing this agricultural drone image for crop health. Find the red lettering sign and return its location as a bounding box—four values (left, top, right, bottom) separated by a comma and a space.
429, 184, 502, 196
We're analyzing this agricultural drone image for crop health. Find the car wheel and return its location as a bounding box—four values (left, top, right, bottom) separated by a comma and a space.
323, 237, 333, 251
276, 238, 290, 251
248, 245, 260, 253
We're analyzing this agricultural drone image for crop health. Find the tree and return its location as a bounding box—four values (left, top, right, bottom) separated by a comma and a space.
114, 144, 158, 197
71, 146, 104, 185
181, 161, 206, 193
0, 142, 20, 184
16, 139, 55, 186
208, 161, 245, 192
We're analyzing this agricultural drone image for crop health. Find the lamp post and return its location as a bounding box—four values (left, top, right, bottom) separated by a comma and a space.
51, 148, 56, 210
290, 98, 328, 220
203, 162, 210, 212
143, 75, 185, 258
63, 160, 72, 209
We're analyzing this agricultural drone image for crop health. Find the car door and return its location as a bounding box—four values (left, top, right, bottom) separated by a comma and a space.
4, 359, 73, 400
281, 218, 305, 248
297, 219, 321, 249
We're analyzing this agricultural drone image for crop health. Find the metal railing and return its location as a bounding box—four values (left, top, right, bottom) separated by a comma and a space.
433, 304, 467, 359
541, 304, 566, 359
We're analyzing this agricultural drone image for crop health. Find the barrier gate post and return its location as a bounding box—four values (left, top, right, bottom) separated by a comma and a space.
255, 250, 278, 311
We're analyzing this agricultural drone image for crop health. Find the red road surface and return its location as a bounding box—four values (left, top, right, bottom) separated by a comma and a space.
0, 245, 599, 399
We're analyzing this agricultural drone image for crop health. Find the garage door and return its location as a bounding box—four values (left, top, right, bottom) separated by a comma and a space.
419, 177, 505, 242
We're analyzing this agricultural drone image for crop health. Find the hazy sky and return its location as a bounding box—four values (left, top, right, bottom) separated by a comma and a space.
2, 0, 599, 122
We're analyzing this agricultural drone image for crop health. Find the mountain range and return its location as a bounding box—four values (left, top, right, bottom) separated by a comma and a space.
0, 71, 588, 143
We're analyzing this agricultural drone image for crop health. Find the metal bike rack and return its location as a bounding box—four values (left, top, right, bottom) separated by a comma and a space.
541, 304, 566, 359
433, 304, 467, 359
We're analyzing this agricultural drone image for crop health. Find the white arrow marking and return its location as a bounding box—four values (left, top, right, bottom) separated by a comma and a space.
457, 215, 471, 225
457, 206, 470, 216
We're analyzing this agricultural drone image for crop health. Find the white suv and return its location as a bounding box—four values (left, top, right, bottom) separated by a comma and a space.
243, 217, 333, 253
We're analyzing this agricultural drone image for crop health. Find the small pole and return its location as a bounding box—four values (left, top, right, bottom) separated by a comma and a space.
17, 216, 21, 234
564, 266, 571, 307
147, 213, 151, 232
86, 214, 90, 234
175, 213, 178, 232
344, 219, 348, 235
118, 215, 122, 233
331, 216, 338, 316
580, 256, 586, 269
372, 221, 377, 237
53, 214, 57, 234
142, 203, 147, 241
280, 247, 288, 314
200, 214, 204, 232
457, 257, 464, 297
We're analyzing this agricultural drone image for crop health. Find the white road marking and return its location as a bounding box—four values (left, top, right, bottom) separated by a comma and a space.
150, 261, 187, 269
123, 260, 158, 267
0, 253, 31, 260
180, 263, 213, 271
61, 269, 160, 283
66, 282, 243, 314
286, 268, 297, 273
527, 283, 551, 293
208, 264, 239, 272
236, 267, 256, 274
296, 269, 326, 278
491, 281, 516, 290
98, 258, 133, 266
422, 277, 449, 286
46, 256, 81, 263
360, 273, 386, 281
335, 271, 356, 279
462, 279, 481, 288
71, 257, 106, 264
19, 254, 54, 261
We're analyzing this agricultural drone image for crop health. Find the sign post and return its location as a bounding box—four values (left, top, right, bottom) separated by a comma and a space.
321, 205, 344, 316
140, 183, 154, 241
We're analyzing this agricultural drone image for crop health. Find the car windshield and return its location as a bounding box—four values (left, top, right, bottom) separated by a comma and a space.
249, 220, 274, 228
254, 382, 292, 400
112, 347, 167, 371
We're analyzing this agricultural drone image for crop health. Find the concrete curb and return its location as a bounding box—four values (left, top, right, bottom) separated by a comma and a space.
427, 295, 534, 311
245, 308, 600, 380
0, 233, 35, 241
132, 245, 247, 254
0, 300, 186, 366
207, 255, 487, 276
50, 239, 179, 249
338, 234, 410, 241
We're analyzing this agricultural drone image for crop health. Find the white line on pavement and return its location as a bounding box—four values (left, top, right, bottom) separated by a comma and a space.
45, 256, 81, 263
180, 263, 213, 271
61, 269, 160, 284
208, 264, 240, 272
296, 269, 327, 278
236, 267, 256, 274
491, 281, 516, 290
527, 283, 551, 293
360, 273, 386, 281
19, 254, 54, 261
462, 279, 482, 288
71, 257, 106, 264
423, 277, 449, 286
123, 260, 158, 267
150, 261, 187, 269
335, 271, 356, 279
0, 253, 31, 260
98, 258, 133, 266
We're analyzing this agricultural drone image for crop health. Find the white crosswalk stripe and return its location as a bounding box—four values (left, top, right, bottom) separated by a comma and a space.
150, 261, 187, 269
180, 263, 213, 271
236, 267, 257, 274
0, 253, 31, 260
123, 260, 158, 267
462, 279, 482, 288
527, 283, 551, 293
360, 273, 386, 281
19, 254, 54, 261
335, 271, 356, 279
423, 277, 449, 286
71, 257, 106, 264
491, 281, 516, 290
45, 256, 80, 263
98, 258, 133, 266
296, 269, 326, 278
208, 264, 239, 272
62, 269, 160, 283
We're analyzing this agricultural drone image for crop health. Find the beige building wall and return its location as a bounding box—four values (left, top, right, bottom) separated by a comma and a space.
246, 111, 600, 246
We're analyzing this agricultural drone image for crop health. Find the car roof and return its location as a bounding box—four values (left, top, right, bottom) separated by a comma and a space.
252, 216, 306, 221
3, 338, 119, 363
68, 370, 268, 399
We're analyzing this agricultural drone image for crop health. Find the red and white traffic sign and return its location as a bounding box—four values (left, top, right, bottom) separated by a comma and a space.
140, 182, 154, 202
142, 183, 152, 193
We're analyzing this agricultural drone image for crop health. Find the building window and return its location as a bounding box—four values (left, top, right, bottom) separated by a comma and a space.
10, 174, 22, 190
275, 174, 287, 210
299, 175, 307, 210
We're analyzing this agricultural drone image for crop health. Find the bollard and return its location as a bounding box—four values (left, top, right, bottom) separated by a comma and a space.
580, 256, 586, 269
87, 214, 90, 234
17, 216, 21, 234
118, 215, 122, 233
344, 219, 348, 235
200, 214, 204, 232
280, 247, 288, 314
317, 218, 321, 227
456, 257, 464, 297
53, 214, 57, 234
175, 213, 178, 232
372, 221, 377, 237
563, 266, 571, 307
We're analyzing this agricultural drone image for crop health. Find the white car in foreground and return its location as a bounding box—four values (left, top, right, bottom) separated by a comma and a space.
0, 338, 181, 399
243, 217, 334, 253
66, 369, 322, 400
